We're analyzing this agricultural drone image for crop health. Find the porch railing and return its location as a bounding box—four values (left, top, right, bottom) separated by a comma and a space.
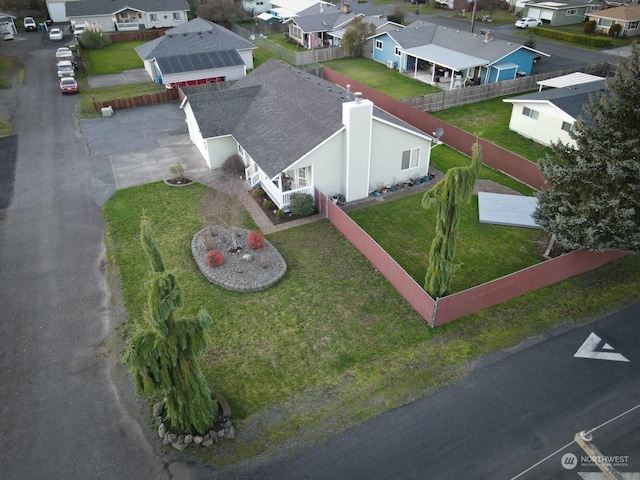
245, 164, 260, 188
117, 22, 140, 31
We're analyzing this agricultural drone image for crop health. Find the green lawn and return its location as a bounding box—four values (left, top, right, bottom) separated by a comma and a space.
430, 96, 555, 163
104, 181, 640, 465
265, 32, 306, 51
322, 57, 440, 99
252, 47, 280, 68
82, 40, 146, 75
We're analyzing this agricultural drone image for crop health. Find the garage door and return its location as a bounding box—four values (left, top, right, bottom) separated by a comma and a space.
527, 7, 541, 18
540, 9, 554, 21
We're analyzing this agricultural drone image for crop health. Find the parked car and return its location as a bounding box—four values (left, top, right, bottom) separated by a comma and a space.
59, 76, 79, 94
2, 30, 14, 41
515, 17, 542, 29
57, 60, 75, 78
49, 27, 63, 41
23, 17, 37, 32
56, 47, 73, 58
73, 24, 85, 37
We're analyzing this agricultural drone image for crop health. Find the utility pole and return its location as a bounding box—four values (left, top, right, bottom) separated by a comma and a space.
470, 0, 478, 33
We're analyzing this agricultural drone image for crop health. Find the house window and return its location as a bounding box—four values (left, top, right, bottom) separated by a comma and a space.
522, 107, 539, 120
628, 21, 639, 29
394, 46, 401, 56
375, 39, 383, 50
566, 9, 577, 16
561, 121, 573, 132
150, 13, 159, 22
173, 12, 182, 21
588, 5, 599, 11
598, 18, 613, 27
297, 167, 308, 187
401, 148, 420, 170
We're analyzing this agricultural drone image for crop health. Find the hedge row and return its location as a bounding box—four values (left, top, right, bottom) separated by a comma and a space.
530, 27, 613, 48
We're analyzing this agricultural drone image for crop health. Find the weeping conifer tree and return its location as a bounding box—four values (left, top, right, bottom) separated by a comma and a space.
123, 215, 217, 434
422, 142, 483, 298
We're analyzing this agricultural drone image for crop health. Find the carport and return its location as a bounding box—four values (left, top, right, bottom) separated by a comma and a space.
400, 44, 488, 90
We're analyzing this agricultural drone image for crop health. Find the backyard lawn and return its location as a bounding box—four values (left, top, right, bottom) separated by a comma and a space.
82, 40, 146, 75
104, 180, 640, 465
322, 57, 441, 99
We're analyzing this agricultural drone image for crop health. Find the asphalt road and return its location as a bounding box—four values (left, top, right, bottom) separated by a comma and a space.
240, 303, 640, 480
0, 33, 169, 479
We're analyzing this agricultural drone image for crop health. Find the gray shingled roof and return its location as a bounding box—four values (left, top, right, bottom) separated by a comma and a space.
379, 21, 526, 63
135, 19, 254, 60
506, 79, 606, 119
289, 12, 351, 32
66, 0, 188, 16
156, 50, 244, 74
187, 60, 428, 178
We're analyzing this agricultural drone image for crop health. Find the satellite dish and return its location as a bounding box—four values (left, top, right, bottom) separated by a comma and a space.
433, 127, 444, 139
250, 34, 255, 40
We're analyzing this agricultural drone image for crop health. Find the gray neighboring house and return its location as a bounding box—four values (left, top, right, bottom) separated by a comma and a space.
522, 0, 601, 26
181, 60, 434, 208
503, 79, 606, 147
66, 0, 189, 33
135, 18, 255, 87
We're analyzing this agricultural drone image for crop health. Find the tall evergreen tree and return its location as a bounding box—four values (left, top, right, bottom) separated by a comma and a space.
422, 143, 483, 298
533, 44, 640, 252
123, 215, 217, 434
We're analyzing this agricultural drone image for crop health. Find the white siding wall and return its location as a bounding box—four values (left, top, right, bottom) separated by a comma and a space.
142, 59, 157, 82
343, 98, 373, 202
142, 11, 187, 29
206, 136, 240, 170
293, 131, 346, 197
160, 65, 246, 85
508, 103, 575, 147
46, 1, 68, 22
369, 120, 432, 188
183, 102, 208, 162
239, 49, 254, 70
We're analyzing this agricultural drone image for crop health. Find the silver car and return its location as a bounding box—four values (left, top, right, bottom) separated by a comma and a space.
57, 60, 75, 78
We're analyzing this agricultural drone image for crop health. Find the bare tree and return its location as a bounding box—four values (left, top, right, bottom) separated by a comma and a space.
200, 181, 249, 252
196, 0, 247, 25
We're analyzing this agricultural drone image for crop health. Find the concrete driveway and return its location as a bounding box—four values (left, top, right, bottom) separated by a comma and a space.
81, 103, 213, 205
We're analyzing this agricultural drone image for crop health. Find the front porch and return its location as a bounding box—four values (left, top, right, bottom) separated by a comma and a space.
245, 163, 314, 210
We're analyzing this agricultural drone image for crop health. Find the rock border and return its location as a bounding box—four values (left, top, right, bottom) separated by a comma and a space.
163, 178, 194, 187
154, 396, 235, 451
191, 227, 287, 292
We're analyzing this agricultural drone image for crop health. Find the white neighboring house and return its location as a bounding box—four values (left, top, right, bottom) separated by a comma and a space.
46, 0, 73, 23
242, 0, 271, 17
181, 60, 435, 209
503, 79, 606, 147
0, 11, 17, 35
135, 18, 255, 87
66, 0, 189, 33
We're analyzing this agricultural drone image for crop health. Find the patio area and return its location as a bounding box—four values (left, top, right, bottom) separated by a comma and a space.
401, 67, 464, 90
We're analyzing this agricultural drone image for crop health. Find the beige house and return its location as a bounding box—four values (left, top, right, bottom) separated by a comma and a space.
586, 4, 640, 37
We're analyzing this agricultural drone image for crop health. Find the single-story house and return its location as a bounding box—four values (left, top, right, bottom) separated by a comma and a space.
256, 12, 281, 26
285, 1, 382, 49
66, 0, 189, 33
522, 0, 601, 26
371, 21, 548, 88
503, 78, 606, 147
0, 11, 16, 35
180, 59, 435, 208
586, 4, 640, 37
135, 18, 255, 87
46, 0, 72, 23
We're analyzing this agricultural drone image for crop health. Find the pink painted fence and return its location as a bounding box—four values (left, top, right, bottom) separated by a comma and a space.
316, 190, 627, 326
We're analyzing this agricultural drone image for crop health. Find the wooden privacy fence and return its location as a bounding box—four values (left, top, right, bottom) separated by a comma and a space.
316, 190, 627, 326
108, 29, 166, 42
93, 88, 179, 113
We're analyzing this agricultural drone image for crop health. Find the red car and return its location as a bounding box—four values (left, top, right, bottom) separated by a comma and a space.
60, 76, 79, 94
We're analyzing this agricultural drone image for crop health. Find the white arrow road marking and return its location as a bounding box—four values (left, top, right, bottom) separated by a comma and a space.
578, 473, 640, 479
574, 333, 630, 362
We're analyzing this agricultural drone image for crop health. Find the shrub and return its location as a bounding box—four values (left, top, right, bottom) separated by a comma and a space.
609, 23, 621, 38
276, 209, 285, 219
584, 20, 596, 34
289, 192, 315, 217
78, 23, 111, 50
170, 164, 184, 182
206, 249, 224, 267
531, 27, 612, 47
263, 199, 275, 210
222, 154, 245, 177
248, 231, 265, 250
251, 188, 265, 199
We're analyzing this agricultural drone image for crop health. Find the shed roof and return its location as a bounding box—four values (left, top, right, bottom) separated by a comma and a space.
536, 72, 605, 90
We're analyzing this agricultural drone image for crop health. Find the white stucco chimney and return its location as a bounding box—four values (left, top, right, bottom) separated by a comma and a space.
342, 93, 373, 202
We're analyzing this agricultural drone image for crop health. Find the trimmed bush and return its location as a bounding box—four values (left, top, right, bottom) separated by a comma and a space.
251, 188, 265, 199
530, 26, 613, 47
609, 23, 621, 38
276, 209, 285, 219
289, 192, 315, 217
248, 231, 265, 250
584, 20, 596, 34
263, 199, 275, 210
206, 249, 224, 268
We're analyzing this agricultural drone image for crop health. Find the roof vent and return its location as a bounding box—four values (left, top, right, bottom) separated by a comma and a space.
354, 92, 362, 103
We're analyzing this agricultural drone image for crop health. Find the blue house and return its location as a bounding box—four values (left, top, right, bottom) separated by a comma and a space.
371, 21, 548, 89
